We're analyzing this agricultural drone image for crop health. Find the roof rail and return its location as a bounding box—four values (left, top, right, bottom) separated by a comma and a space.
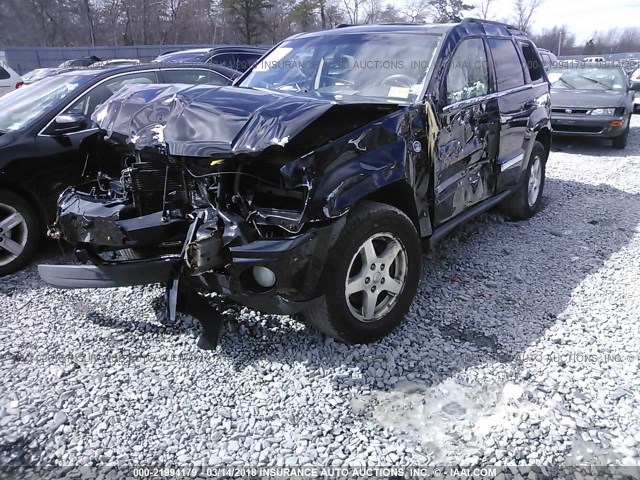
380, 22, 426, 26
334, 23, 353, 29
462, 17, 520, 31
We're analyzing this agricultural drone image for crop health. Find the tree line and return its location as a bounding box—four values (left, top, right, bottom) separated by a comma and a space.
0, 0, 639, 56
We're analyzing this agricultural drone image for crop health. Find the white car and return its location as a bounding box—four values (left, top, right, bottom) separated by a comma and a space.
0, 63, 22, 97
631, 67, 640, 113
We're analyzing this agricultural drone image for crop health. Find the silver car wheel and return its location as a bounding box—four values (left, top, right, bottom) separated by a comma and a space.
344, 232, 408, 323
528, 155, 542, 207
0, 203, 28, 267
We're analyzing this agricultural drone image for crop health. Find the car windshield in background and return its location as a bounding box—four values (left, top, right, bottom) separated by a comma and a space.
240, 33, 442, 103
549, 66, 627, 91
154, 51, 209, 63
0, 72, 94, 132
22, 68, 56, 83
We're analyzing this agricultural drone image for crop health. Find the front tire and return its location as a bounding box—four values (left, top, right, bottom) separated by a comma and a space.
499, 140, 547, 220
303, 201, 421, 344
0, 190, 41, 277
612, 124, 629, 150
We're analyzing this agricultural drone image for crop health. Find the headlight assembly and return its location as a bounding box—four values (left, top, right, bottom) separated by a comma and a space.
588, 108, 616, 115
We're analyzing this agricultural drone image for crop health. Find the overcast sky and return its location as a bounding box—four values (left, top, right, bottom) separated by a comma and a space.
390, 0, 640, 43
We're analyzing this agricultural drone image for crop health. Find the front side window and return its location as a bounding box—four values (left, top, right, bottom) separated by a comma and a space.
0, 66, 10, 80
64, 72, 157, 123
241, 33, 442, 104
0, 72, 95, 132
445, 38, 489, 104
488, 38, 526, 91
162, 69, 228, 86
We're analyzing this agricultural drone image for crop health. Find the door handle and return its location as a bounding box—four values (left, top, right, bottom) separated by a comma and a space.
524, 99, 536, 110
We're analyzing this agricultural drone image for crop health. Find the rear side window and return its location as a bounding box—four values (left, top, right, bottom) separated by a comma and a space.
235, 53, 261, 72
209, 53, 235, 69
0, 67, 10, 80
519, 43, 545, 82
445, 38, 490, 104
488, 38, 525, 91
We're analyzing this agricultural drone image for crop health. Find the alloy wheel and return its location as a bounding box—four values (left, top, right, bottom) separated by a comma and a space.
0, 203, 28, 267
344, 232, 408, 322
528, 155, 542, 207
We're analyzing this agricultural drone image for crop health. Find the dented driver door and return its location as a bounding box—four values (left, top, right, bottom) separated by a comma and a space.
433, 37, 500, 226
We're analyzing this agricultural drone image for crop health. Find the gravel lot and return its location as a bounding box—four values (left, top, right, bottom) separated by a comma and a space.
1, 116, 640, 476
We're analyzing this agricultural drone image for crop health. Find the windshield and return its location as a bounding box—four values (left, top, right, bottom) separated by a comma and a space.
0, 72, 95, 132
240, 32, 442, 103
22, 68, 56, 83
549, 66, 627, 91
154, 51, 209, 63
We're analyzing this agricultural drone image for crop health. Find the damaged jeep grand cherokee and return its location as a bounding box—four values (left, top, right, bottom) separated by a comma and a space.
39, 19, 552, 349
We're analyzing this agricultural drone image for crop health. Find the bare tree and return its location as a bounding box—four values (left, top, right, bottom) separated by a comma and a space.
224, 0, 272, 44
476, 0, 494, 19
511, 0, 543, 33
402, 0, 475, 24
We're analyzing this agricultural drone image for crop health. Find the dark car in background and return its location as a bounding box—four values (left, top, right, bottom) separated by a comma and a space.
59, 55, 102, 68
0, 63, 240, 276
39, 19, 552, 349
549, 62, 635, 149
152, 45, 269, 71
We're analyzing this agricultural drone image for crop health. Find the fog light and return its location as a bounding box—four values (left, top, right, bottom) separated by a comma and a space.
253, 266, 276, 288
609, 120, 625, 128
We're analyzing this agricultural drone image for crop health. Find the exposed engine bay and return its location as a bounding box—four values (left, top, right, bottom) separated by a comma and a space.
39, 83, 432, 349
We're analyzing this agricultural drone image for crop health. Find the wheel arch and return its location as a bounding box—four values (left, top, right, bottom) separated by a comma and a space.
534, 127, 552, 160
360, 180, 423, 236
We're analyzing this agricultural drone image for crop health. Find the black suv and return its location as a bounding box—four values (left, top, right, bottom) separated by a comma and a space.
40, 20, 552, 349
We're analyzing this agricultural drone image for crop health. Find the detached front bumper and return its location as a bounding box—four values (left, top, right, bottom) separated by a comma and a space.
551, 113, 628, 138
39, 198, 345, 316
191, 218, 345, 315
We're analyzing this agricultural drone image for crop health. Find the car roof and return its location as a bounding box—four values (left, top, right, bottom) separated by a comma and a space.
296, 23, 456, 38
56, 62, 241, 79
290, 19, 527, 40
160, 45, 268, 55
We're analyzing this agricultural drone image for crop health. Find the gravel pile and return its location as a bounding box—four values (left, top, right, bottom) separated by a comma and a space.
1, 117, 640, 475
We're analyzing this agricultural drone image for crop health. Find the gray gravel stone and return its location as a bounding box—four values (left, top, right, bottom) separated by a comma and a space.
2, 117, 640, 469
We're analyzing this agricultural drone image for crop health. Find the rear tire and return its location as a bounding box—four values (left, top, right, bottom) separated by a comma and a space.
0, 190, 41, 277
303, 201, 421, 344
499, 141, 547, 220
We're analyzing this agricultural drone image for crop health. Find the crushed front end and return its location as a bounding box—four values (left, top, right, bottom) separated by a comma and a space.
39, 83, 407, 348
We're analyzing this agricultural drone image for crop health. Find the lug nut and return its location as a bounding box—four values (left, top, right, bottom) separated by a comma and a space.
381, 264, 385, 271
381, 278, 386, 284
370, 264, 376, 270
365, 277, 371, 284
371, 286, 377, 292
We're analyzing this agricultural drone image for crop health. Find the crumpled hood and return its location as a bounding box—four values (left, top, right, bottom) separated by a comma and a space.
92, 84, 342, 157
550, 89, 627, 109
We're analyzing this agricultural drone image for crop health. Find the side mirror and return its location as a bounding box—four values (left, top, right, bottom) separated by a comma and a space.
50, 113, 88, 135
